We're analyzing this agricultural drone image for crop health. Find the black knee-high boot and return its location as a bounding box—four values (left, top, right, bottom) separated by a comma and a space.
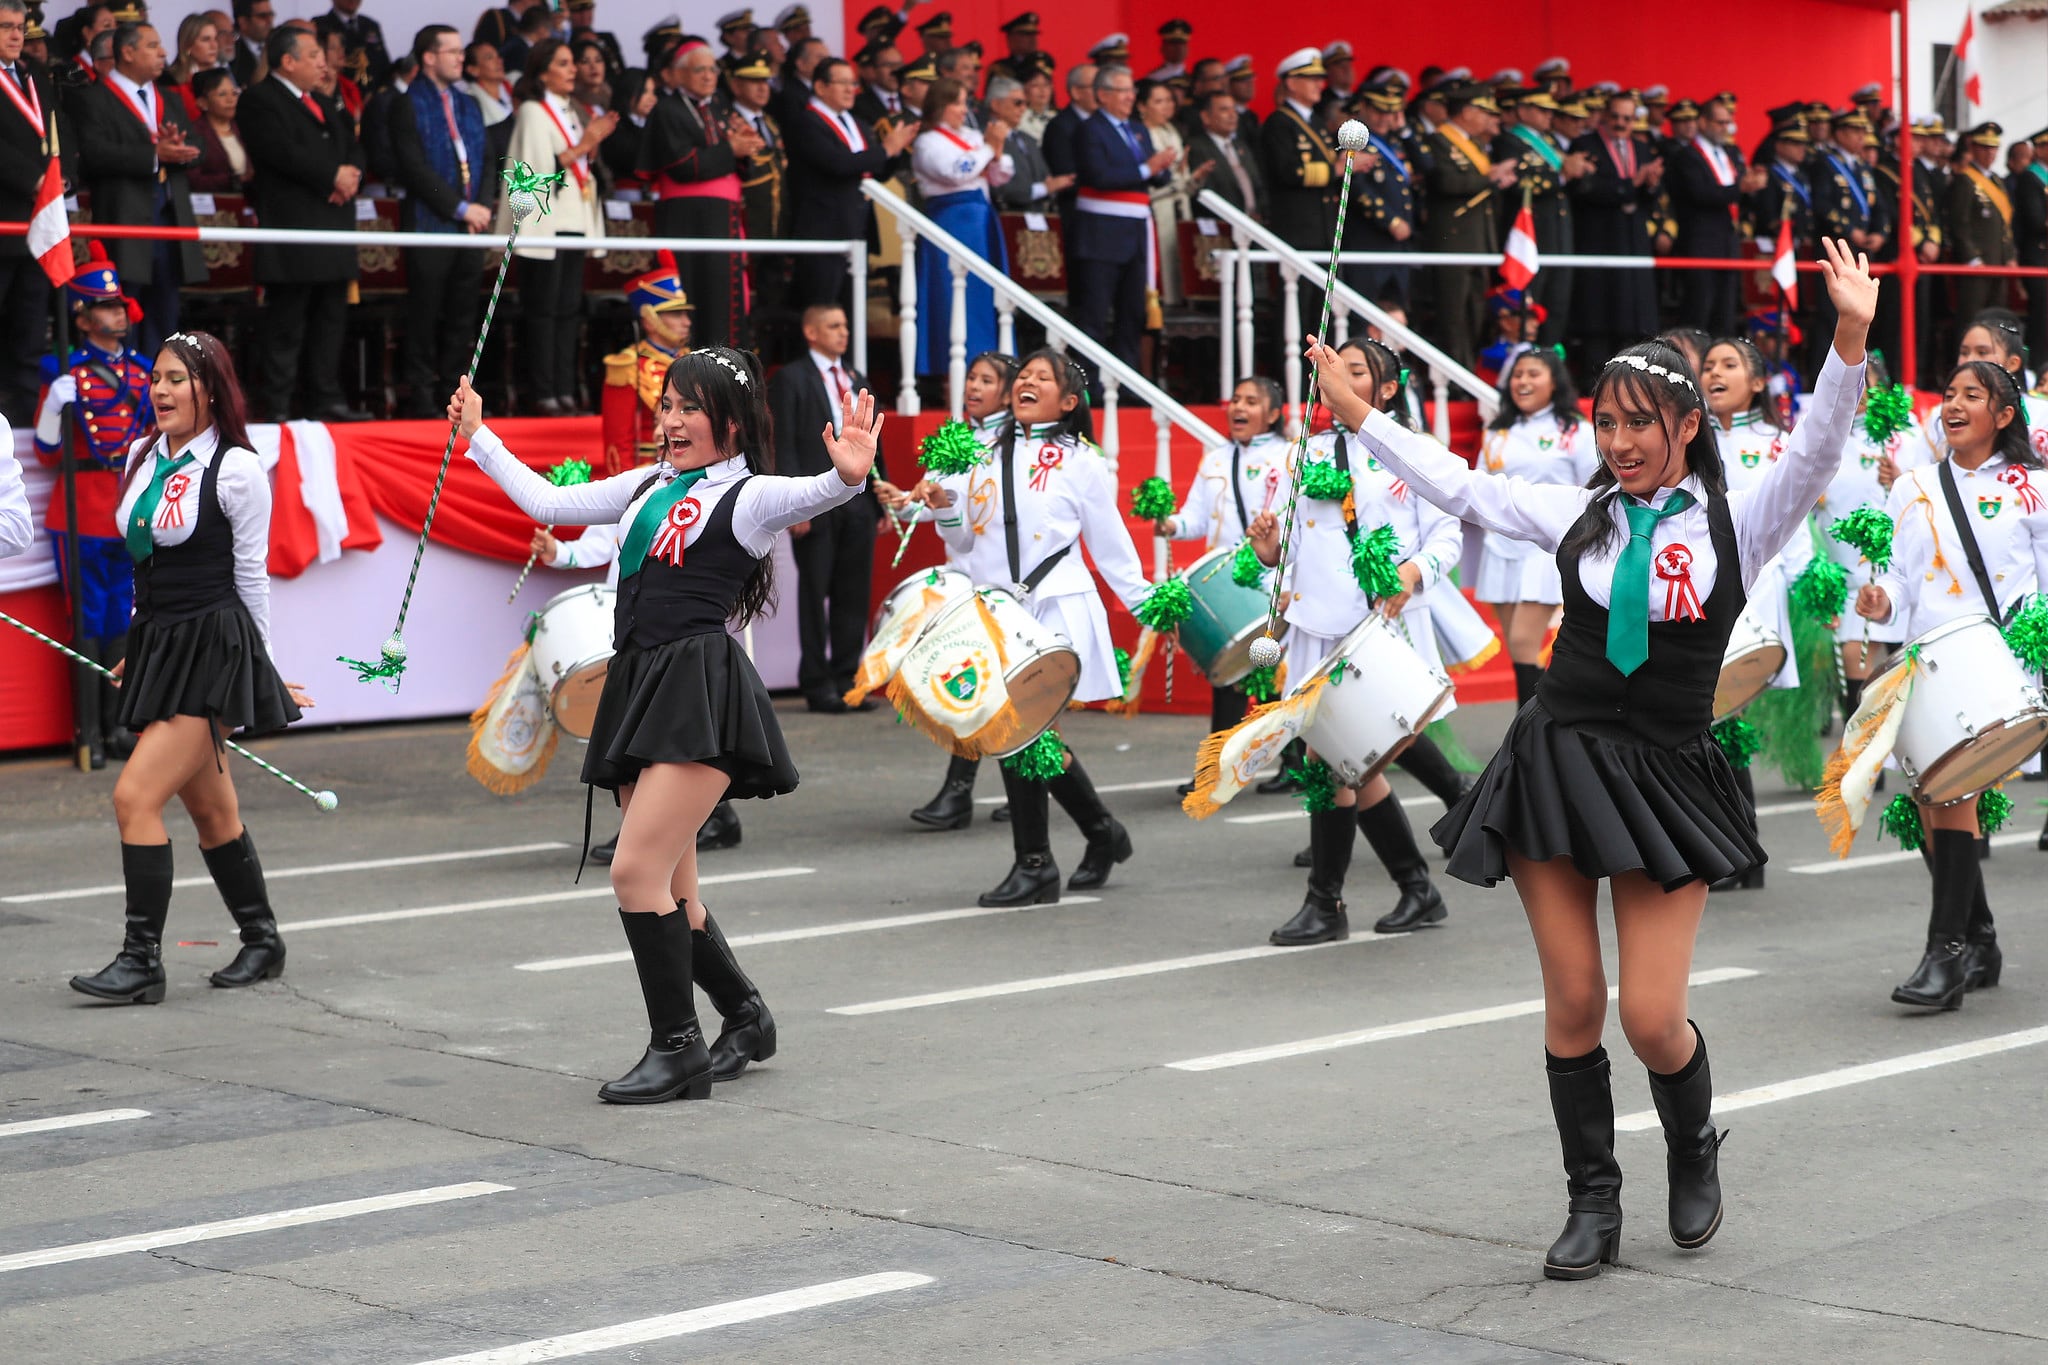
1710, 766, 1764, 892
1270, 805, 1355, 945
1356, 789, 1447, 932
202, 828, 286, 987
911, 754, 980, 829
1393, 732, 1472, 808
1964, 870, 2001, 990
696, 800, 742, 851
1840, 676, 1865, 729
70, 843, 174, 1004
1514, 662, 1543, 709
1645, 1022, 1725, 1249
600, 908, 714, 1104
1050, 754, 1132, 890
1544, 1046, 1623, 1280
692, 910, 776, 1081
980, 767, 1060, 906
1184, 687, 1250, 796
1892, 828, 1975, 1009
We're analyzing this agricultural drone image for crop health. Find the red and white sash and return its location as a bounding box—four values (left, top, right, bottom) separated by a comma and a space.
0, 66, 43, 138
539, 96, 588, 188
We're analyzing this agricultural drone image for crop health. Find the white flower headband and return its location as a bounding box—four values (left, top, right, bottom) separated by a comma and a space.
164, 331, 205, 349
707, 349, 749, 386
1610, 353, 1698, 397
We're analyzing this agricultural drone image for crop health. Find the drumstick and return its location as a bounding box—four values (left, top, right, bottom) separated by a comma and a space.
888, 509, 918, 568
507, 528, 553, 602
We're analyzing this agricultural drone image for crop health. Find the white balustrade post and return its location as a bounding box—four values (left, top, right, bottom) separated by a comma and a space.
1101, 375, 1120, 471
1333, 310, 1349, 345
996, 295, 1015, 356
948, 257, 969, 420
1280, 264, 1302, 437
1431, 370, 1452, 445
849, 243, 868, 376
1217, 251, 1234, 400
1235, 241, 1254, 392
1152, 409, 1173, 580
895, 214, 920, 415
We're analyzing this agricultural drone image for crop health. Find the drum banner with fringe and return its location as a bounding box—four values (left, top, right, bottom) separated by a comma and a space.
467, 642, 561, 795
846, 571, 958, 707
888, 594, 1040, 759
1815, 646, 1919, 857
1181, 674, 1331, 820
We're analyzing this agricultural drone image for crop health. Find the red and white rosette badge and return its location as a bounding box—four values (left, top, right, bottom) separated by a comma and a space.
1028, 443, 1063, 491
1654, 543, 1705, 623
649, 498, 702, 567
1998, 465, 2042, 513
156, 472, 191, 529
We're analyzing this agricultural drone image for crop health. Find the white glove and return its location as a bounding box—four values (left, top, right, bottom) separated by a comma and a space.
35, 373, 76, 446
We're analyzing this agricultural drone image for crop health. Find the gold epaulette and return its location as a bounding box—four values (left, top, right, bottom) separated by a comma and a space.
603, 347, 637, 386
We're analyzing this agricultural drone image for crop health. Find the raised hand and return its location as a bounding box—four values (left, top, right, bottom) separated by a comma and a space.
1818, 236, 1878, 361
1305, 335, 1371, 432
825, 386, 884, 486
1247, 509, 1281, 565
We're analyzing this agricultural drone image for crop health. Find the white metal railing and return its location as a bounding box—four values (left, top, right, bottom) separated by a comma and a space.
1196, 190, 1500, 444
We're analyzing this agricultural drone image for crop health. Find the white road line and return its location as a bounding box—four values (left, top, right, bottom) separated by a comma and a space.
1750, 799, 1818, 817
1168, 968, 1760, 1072
829, 935, 1393, 1016
1616, 1025, 2048, 1132
0, 1108, 152, 1139
410, 1272, 935, 1365
3, 844, 572, 905
974, 777, 1186, 805
1225, 796, 1440, 825
514, 897, 1104, 972
0, 1181, 511, 1274
1789, 831, 2038, 874
286, 868, 815, 932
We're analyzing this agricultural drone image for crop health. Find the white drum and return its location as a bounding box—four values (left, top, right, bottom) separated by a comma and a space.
528, 583, 616, 739
1296, 615, 1455, 787
845, 566, 978, 704
892, 587, 1081, 758
1713, 601, 1787, 720
1884, 614, 2048, 806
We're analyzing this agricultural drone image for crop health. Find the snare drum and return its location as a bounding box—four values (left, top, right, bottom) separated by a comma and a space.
1296, 615, 1455, 787
1178, 545, 1283, 685
1713, 601, 1787, 720
528, 583, 616, 739
1883, 614, 2048, 806
893, 588, 1081, 757
847, 566, 976, 703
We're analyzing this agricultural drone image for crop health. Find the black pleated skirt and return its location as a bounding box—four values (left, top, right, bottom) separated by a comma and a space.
116, 603, 300, 738
1432, 700, 1764, 893
582, 630, 798, 797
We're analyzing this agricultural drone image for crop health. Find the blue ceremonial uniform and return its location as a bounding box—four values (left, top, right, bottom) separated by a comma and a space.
36, 342, 152, 636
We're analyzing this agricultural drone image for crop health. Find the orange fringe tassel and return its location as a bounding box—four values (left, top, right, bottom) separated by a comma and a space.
465, 644, 559, 796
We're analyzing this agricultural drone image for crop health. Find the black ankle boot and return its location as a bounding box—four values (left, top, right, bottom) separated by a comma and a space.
1394, 733, 1473, 808
1893, 829, 1974, 1009
981, 769, 1060, 906
600, 909, 714, 1104
589, 832, 618, 865
692, 910, 776, 1082
1051, 757, 1132, 890
1544, 1047, 1623, 1280
1646, 1024, 1725, 1249
70, 843, 174, 1004
696, 801, 742, 851
910, 755, 979, 829
202, 829, 285, 987
1271, 806, 1354, 945
1357, 792, 1447, 932
1514, 662, 1543, 709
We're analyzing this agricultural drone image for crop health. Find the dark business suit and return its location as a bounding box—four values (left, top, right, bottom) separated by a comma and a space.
769, 354, 885, 700
1072, 109, 1164, 372
643, 91, 746, 348
1670, 136, 1748, 336
71, 76, 206, 354
1185, 127, 1265, 219
1567, 131, 1660, 363
1041, 102, 1085, 237
785, 101, 887, 311
0, 60, 66, 422
391, 80, 489, 414
992, 126, 1055, 211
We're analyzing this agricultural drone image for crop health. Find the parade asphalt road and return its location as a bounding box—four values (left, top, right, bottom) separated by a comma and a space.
1, 700, 2044, 1363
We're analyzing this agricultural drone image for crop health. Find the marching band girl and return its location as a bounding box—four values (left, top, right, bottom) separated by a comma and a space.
449, 347, 882, 1102
71, 332, 312, 1005
1251, 337, 1457, 945
921, 349, 1154, 907
1856, 360, 2048, 1006
1311, 239, 1874, 1280
1474, 348, 1598, 707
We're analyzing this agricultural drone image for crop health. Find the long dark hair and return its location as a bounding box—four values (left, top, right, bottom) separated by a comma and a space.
1961, 308, 2028, 367
1001, 347, 1094, 445
513, 37, 569, 104
647, 346, 779, 623
1558, 340, 1727, 560
125, 330, 254, 492
966, 350, 1019, 418
1344, 337, 1413, 430
1947, 359, 2043, 470
1704, 337, 1785, 432
1487, 346, 1580, 432
1232, 374, 1285, 434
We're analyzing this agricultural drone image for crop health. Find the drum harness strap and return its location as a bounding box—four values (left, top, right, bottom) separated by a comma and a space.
1001, 426, 1071, 599
1937, 459, 2016, 626
1230, 443, 1251, 539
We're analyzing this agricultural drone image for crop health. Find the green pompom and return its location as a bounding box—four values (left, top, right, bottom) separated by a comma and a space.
1790, 557, 1849, 620
1829, 507, 1895, 572
1978, 788, 2013, 837
1351, 522, 1406, 599
1134, 576, 1195, 630
1712, 716, 1763, 769
1130, 476, 1177, 522
1862, 383, 1915, 445
918, 419, 986, 475
1114, 647, 1132, 692
1242, 664, 1279, 703
1877, 792, 1924, 850
2003, 594, 2048, 673
1290, 756, 1338, 813
1299, 459, 1353, 503
547, 459, 593, 487
1230, 539, 1265, 588
1000, 730, 1068, 783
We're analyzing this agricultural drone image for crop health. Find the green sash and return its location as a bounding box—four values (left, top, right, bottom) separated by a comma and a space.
1512, 125, 1564, 173
125, 452, 196, 562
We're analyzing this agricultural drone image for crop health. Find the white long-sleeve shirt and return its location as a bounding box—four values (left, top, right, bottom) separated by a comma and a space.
1876, 452, 2048, 636
0, 417, 33, 559
115, 426, 273, 649
1472, 411, 1598, 562
910, 125, 1015, 199
1352, 348, 1866, 615
1166, 432, 1288, 550
1715, 412, 1814, 581
1281, 429, 1462, 638
547, 521, 624, 588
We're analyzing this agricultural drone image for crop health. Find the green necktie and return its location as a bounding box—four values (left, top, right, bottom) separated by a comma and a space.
1605, 489, 1694, 677
616, 468, 709, 578
125, 452, 196, 563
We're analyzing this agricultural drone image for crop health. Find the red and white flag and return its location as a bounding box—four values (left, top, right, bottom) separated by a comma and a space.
28, 159, 72, 287
1957, 8, 1983, 109
1500, 204, 1539, 290
1770, 217, 1797, 308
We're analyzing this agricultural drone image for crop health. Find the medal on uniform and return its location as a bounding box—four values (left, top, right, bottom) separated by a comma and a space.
1998, 465, 2041, 513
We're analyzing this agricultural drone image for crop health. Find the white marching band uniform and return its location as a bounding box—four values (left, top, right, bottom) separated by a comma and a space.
545, 522, 624, 586
1874, 451, 2048, 639
1472, 411, 1597, 604
1818, 411, 1928, 645
0, 416, 32, 559
1161, 431, 1288, 549
1715, 410, 1812, 690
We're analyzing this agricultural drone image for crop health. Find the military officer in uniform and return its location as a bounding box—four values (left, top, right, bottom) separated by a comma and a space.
2011, 129, 2048, 359
1496, 88, 1586, 344
1349, 82, 1417, 308
728, 52, 788, 313
913, 10, 952, 60
599, 258, 692, 476
1258, 47, 1338, 313
1146, 18, 1190, 83
1899, 116, 1951, 377
1423, 82, 1516, 368
1225, 53, 1258, 135
1948, 122, 2014, 324
714, 9, 759, 88
318, 0, 389, 89
565, 0, 626, 90
985, 11, 1040, 92
1748, 113, 1814, 260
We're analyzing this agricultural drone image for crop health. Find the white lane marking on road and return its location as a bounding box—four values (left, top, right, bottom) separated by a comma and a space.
286, 868, 815, 932
829, 935, 1394, 1015
1750, 799, 1817, 817
1789, 831, 2037, 874
1615, 1025, 2048, 1132
1225, 796, 1440, 825
1168, 968, 1760, 1072
514, 897, 1104, 971
975, 777, 1186, 805
0, 1181, 512, 1274
0, 1108, 152, 1139
4, 844, 572, 905
409, 1272, 935, 1365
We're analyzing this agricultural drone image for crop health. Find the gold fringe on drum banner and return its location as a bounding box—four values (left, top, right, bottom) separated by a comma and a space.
1447, 632, 1501, 674
1105, 627, 1161, 716
466, 643, 561, 796
844, 583, 951, 706
1181, 675, 1329, 820
1814, 650, 1919, 858
885, 595, 1037, 760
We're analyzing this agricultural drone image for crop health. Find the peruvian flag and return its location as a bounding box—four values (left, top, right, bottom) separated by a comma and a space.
28, 159, 72, 287
1501, 203, 1539, 290
1957, 8, 1983, 109
1770, 217, 1797, 308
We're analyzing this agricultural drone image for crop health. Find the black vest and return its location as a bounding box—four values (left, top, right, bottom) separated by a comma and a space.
132, 453, 242, 627
612, 474, 757, 649
1537, 488, 1745, 748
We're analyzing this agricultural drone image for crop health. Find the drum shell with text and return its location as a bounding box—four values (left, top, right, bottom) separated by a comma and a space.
871, 565, 976, 639
528, 583, 617, 740
1713, 600, 1787, 720
1178, 545, 1285, 686
1297, 615, 1455, 788
1883, 614, 2048, 806
893, 588, 1081, 757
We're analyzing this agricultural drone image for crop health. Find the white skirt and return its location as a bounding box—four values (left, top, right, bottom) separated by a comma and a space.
1476, 537, 1564, 605
1032, 589, 1123, 704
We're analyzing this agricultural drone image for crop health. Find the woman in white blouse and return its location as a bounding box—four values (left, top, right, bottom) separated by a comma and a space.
1137, 78, 1194, 306
910, 77, 1012, 377
503, 38, 618, 416
71, 332, 313, 1007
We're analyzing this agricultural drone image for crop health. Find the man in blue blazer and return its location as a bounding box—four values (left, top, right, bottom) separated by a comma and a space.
1070, 63, 1175, 373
